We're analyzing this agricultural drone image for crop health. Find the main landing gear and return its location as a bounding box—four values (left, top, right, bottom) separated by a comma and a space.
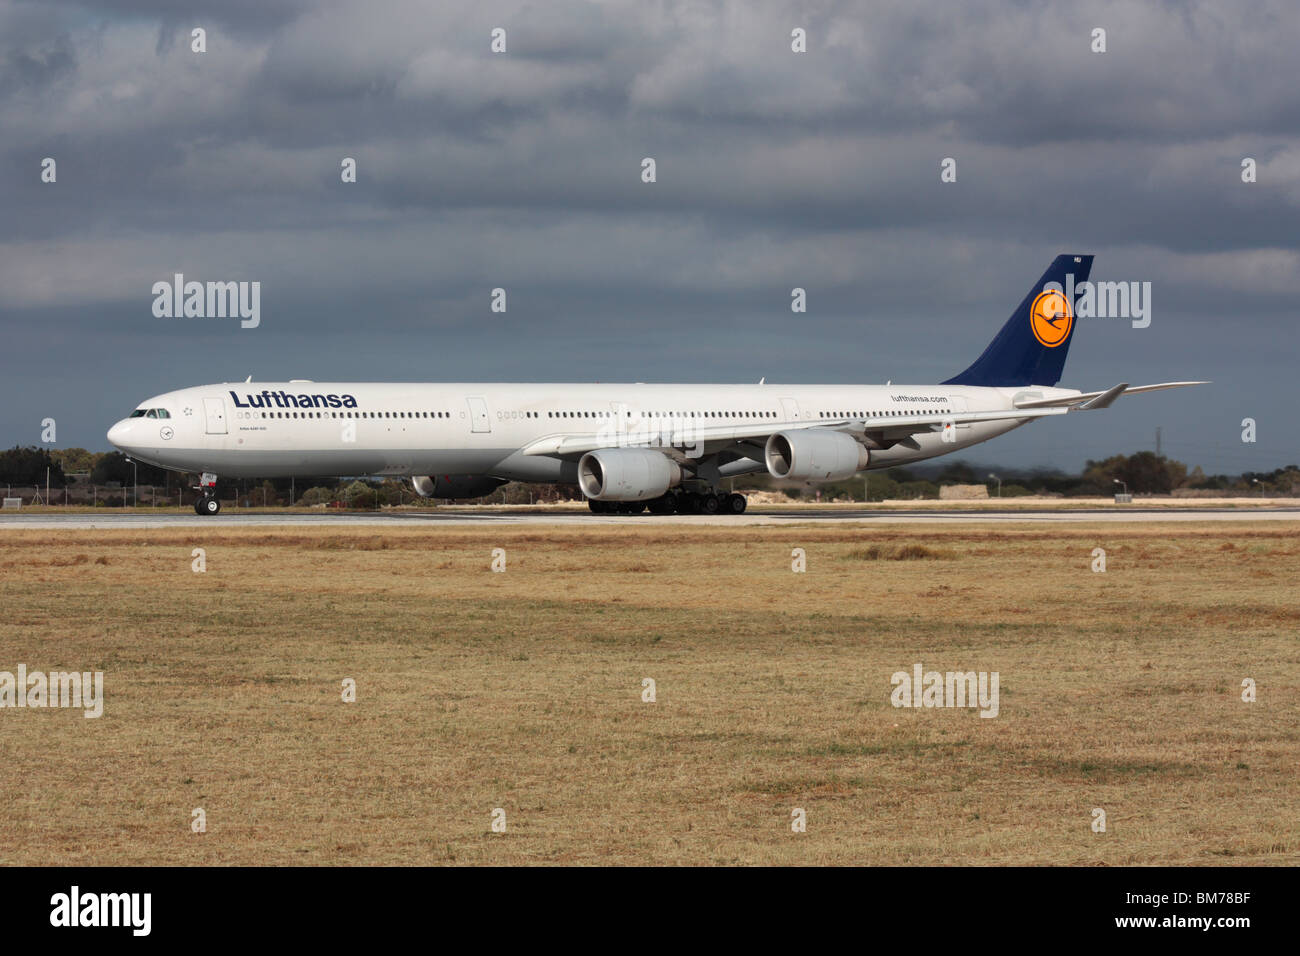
587, 491, 747, 516
193, 472, 221, 516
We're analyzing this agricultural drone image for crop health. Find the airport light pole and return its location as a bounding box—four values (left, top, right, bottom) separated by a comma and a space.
1113, 478, 1127, 495
988, 472, 1001, 497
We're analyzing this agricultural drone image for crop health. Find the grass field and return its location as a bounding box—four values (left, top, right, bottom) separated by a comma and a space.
0, 521, 1296, 865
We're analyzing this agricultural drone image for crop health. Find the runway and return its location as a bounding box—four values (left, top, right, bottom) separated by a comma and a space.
2, 507, 1298, 529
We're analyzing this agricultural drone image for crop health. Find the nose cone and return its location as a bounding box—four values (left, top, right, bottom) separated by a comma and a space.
106, 419, 134, 450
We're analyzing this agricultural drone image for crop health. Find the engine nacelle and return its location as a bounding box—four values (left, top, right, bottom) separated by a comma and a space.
765, 429, 869, 482
411, 474, 507, 499
578, 448, 682, 501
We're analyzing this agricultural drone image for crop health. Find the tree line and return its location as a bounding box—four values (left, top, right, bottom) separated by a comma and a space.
763, 452, 1299, 501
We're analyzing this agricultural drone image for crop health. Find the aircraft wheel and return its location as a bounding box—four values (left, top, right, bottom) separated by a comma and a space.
201, 496, 221, 515
726, 493, 747, 514
699, 493, 720, 515
588, 498, 605, 514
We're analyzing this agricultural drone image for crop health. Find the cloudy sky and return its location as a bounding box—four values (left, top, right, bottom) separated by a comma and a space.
2, 0, 1296, 472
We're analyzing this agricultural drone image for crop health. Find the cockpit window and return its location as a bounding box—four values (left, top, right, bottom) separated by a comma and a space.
145, 409, 158, 419
156, 409, 170, 419
130, 407, 171, 419
130, 409, 147, 418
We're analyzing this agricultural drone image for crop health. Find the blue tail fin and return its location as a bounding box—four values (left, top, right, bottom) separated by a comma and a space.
942, 254, 1094, 388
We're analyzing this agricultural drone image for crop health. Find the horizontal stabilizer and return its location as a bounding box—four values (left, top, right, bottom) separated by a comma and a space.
1014, 381, 1209, 410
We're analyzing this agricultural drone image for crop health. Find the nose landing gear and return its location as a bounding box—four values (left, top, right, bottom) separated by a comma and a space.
192, 472, 221, 515
194, 496, 221, 515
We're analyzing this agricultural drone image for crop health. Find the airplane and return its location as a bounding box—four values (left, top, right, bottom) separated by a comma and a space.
107, 254, 1206, 516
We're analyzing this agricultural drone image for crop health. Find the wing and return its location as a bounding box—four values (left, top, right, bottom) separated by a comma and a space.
519, 406, 1071, 460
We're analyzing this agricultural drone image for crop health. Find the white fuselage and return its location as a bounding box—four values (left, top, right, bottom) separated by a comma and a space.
106, 380, 1077, 483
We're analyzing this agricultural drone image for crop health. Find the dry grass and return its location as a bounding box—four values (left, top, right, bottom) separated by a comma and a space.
0, 521, 1296, 865
845, 543, 954, 561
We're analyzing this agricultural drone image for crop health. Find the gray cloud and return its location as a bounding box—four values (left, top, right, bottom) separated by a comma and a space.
0, 0, 1295, 472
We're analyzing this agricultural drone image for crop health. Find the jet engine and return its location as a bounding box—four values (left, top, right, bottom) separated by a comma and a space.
411, 474, 507, 499
765, 429, 869, 482
578, 448, 682, 501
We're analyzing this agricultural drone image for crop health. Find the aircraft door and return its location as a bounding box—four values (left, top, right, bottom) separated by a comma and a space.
202, 397, 227, 435
467, 397, 491, 433
779, 397, 801, 421
947, 395, 972, 430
